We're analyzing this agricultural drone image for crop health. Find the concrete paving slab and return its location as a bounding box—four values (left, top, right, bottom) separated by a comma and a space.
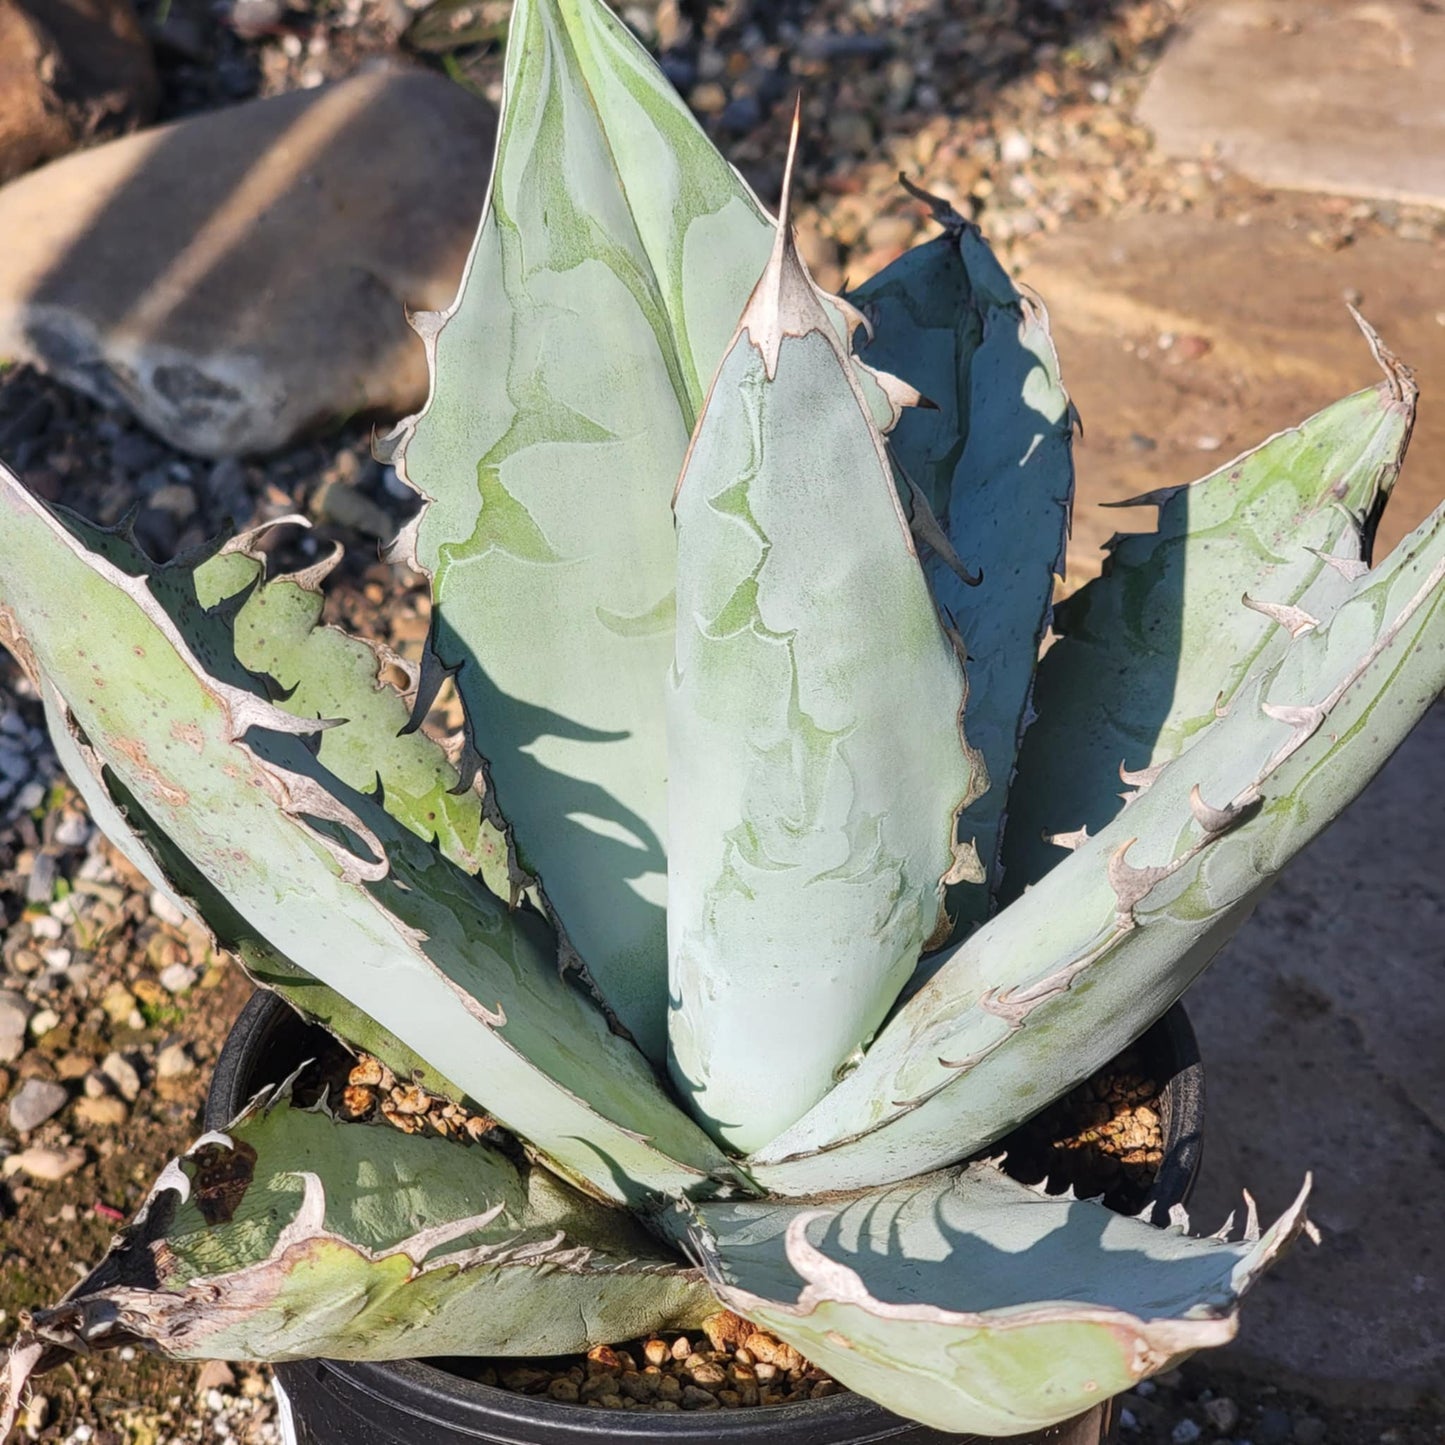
1185, 702, 1445, 1404
1015, 214, 1445, 585
1137, 0, 1445, 207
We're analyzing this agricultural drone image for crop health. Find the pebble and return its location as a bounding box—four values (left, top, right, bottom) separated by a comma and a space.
101, 1051, 142, 1102
1001, 129, 1035, 164
28, 913, 62, 941
2, 1145, 86, 1181
156, 1043, 196, 1080
1173, 1421, 1203, 1445
194, 1360, 237, 1396
7, 1077, 68, 1132
25, 849, 58, 902
1205, 1397, 1241, 1433
149, 889, 188, 928
100, 982, 142, 1028
0, 990, 33, 1063
159, 962, 198, 994
52, 813, 91, 849
74, 1095, 128, 1127
28, 1006, 60, 1038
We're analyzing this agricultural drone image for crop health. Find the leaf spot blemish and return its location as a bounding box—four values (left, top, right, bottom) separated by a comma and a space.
188, 1138, 259, 1224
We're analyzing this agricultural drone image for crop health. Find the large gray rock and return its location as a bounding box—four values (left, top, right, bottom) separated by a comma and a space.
1186, 703, 1445, 1404
0, 67, 497, 457
0, 0, 157, 185
1137, 0, 1445, 207
1016, 214, 1445, 583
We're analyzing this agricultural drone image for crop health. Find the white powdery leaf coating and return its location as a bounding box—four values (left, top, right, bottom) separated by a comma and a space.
667, 226, 977, 1153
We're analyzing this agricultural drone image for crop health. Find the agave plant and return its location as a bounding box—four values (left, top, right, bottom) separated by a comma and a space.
1, 0, 1441, 1435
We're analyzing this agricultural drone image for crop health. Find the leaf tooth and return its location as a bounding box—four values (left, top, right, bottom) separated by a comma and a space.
1107, 838, 1170, 921
405, 307, 446, 342
1209, 1210, 1237, 1241
1188, 784, 1250, 837
218, 513, 312, 559
272, 541, 346, 595
1307, 548, 1371, 582
272, 1171, 329, 1257
1119, 759, 1167, 790
1242, 1190, 1261, 1243
897, 171, 969, 231
944, 836, 986, 886
903, 473, 980, 587
1100, 483, 1189, 511
1242, 593, 1320, 639
1042, 825, 1090, 852
377, 1201, 510, 1267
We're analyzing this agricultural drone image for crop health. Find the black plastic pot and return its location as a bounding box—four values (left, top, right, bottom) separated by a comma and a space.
207, 992, 1204, 1445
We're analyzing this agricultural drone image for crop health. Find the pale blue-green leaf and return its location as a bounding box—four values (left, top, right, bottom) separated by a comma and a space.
386, 0, 780, 1063
689, 1165, 1312, 1436
853, 216, 1074, 923
1004, 356, 1415, 898
33, 522, 498, 1096
0, 466, 734, 1205
668, 229, 979, 1153
45, 699, 465, 1098
1, 1089, 715, 1405
750, 495, 1445, 1192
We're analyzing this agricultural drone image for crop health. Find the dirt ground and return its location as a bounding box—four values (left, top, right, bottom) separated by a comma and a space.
1, 0, 1442, 1441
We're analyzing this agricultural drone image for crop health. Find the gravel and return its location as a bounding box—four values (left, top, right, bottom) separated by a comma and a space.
0, 685, 57, 830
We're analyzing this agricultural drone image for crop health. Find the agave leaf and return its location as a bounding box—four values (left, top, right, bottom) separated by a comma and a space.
0, 466, 734, 1205
222, 546, 519, 903
387, 2, 907, 1064
1003, 331, 1415, 897
688, 1165, 1312, 1436
852, 201, 1074, 922
384, 0, 783, 1064
0, 1087, 716, 1426
33, 527, 479, 1097
44, 696, 464, 1097
750, 493, 1445, 1190
667, 182, 981, 1153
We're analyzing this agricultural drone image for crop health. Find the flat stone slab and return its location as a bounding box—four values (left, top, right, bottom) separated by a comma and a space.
1185, 702, 1445, 1404
0, 68, 496, 456
1016, 214, 1445, 584
1137, 0, 1445, 207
